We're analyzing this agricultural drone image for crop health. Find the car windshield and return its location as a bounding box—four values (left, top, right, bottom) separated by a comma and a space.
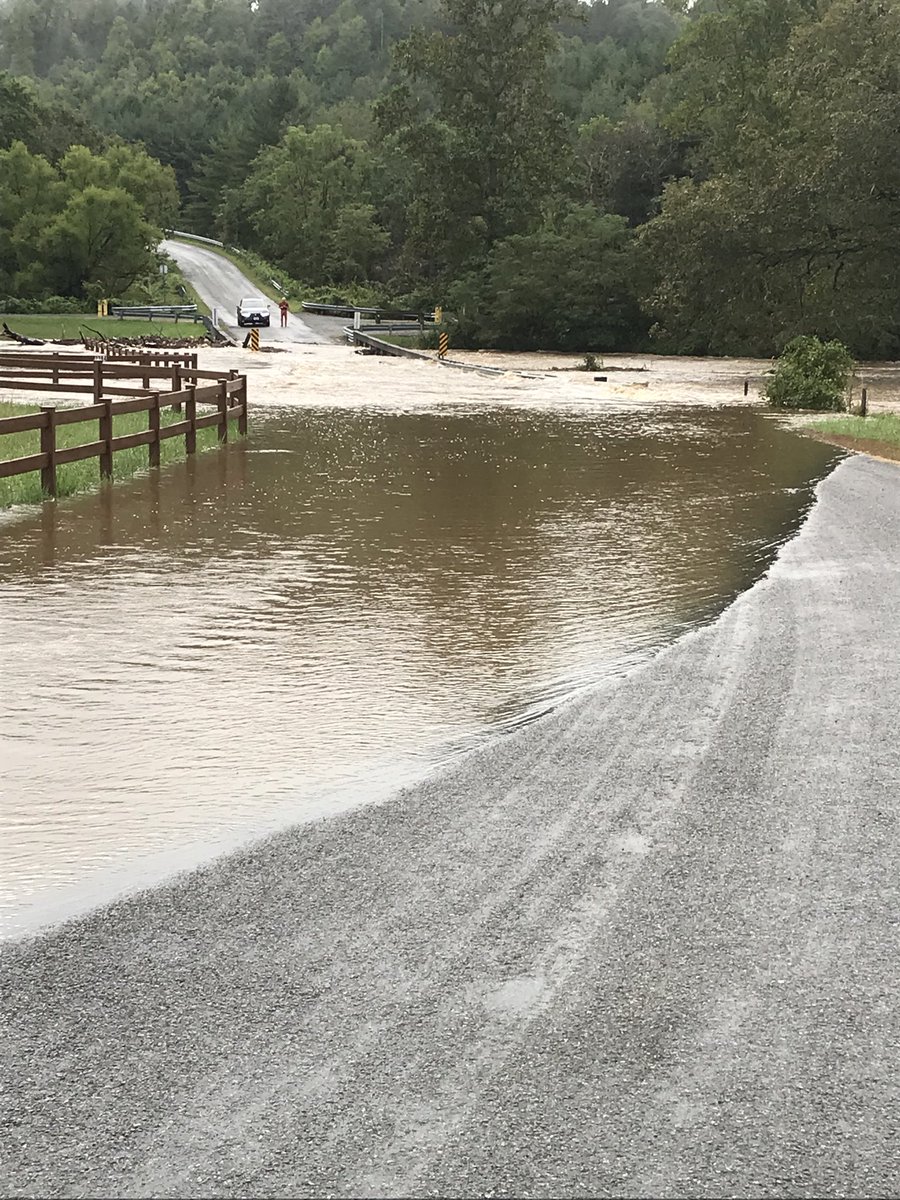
241, 298, 267, 307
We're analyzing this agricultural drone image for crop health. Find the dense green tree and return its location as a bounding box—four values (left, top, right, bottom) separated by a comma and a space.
376, 0, 574, 281
0, 71, 102, 160
226, 124, 389, 284
448, 205, 643, 350
642, 0, 900, 357
0, 139, 162, 299
574, 104, 680, 225
32, 185, 155, 298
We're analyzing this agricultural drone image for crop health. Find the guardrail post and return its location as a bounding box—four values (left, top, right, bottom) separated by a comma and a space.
185, 385, 197, 455
40, 406, 57, 497
149, 392, 161, 468
172, 363, 182, 413
99, 397, 113, 480
236, 374, 248, 436
217, 379, 228, 444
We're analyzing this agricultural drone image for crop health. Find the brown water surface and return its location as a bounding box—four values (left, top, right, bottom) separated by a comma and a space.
0, 385, 839, 936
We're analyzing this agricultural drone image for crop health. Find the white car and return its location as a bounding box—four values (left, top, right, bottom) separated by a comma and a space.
236, 297, 270, 327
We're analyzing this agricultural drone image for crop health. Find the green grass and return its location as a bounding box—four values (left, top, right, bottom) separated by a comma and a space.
806, 412, 900, 450
0, 399, 223, 507
1, 314, 210, 342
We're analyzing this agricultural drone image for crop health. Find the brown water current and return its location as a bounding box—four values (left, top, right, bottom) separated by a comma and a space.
0, 352, 840, 936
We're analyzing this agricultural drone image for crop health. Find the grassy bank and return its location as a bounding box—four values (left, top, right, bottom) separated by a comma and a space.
1, 314, 210, 342
0, 400, 222, 507
802, 413, 900, 462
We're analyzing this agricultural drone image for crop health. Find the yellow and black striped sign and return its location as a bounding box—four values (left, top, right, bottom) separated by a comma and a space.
250, 328, 260, 352
438, 332, 449, 359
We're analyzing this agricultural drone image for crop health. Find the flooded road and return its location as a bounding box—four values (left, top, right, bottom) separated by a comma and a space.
0, 357, 840, 936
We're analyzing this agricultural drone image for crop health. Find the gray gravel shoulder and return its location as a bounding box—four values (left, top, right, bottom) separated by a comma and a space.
2, 455, 899, 1199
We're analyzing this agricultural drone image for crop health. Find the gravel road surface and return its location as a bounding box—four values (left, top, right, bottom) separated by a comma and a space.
161, 240, 336, 345
2, 454, 899, 1198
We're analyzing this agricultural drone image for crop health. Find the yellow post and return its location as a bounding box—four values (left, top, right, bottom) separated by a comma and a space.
434, 305, 443, 324
250, 328, 260, 352
438, 332, 449, 360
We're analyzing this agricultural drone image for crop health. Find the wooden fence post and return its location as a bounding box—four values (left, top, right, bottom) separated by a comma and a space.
40, 405, 57, 497
217, 379, 228, 444
51, 353, 59, 388
238, 375, 248, 436
171, 363, 182, 413
861, 387, 868, 417
99, 397, 113, 480
149, 392, 161, 468
185, 385, 197, 455
93, 358, 103, 405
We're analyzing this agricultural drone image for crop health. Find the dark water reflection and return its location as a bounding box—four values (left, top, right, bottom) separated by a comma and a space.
0, 403, 839, 935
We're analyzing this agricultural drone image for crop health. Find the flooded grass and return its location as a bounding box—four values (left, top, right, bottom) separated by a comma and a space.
0, 314, 209, 341
0, 400, 222, 507
803, 413, 900, 462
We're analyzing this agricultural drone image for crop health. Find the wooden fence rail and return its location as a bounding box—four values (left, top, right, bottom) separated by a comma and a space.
0, 351, 247, 497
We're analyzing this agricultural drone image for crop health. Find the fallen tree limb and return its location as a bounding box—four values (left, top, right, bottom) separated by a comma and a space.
1, 322, 45, 346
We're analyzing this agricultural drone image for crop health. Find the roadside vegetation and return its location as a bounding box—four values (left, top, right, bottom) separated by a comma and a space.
0, 400, 221, 507
1, 315, 209, 342
171, 236, 384, 312
3, 0, 900, 356
764, 337, 854, 413
802, 413, 900, 463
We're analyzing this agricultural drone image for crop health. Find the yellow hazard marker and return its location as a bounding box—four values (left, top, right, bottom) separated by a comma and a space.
250, 328, 260, 352
434, 305, 443, 324
438, 331, 449, 360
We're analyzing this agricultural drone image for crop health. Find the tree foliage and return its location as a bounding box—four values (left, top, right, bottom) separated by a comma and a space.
0, 139, 166, 298
449, 206, 643, 350
0, 0, 899, 356
764, 336, 854, 412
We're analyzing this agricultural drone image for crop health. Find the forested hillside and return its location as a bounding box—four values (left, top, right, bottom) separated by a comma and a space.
2, 0, 899, 357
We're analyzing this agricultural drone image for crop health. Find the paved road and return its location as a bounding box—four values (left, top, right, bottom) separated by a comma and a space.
161, 239, 327, 345
3, 454, 900, 1198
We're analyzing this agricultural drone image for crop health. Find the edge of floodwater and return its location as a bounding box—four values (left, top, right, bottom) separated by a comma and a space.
0, 442, 852, 949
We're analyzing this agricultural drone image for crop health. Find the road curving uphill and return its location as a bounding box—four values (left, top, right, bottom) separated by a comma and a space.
161, 239, 339, 345
2, 453, 899, 1198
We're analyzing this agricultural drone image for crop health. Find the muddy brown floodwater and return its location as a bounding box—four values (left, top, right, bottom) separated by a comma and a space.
0, 347, 841, 937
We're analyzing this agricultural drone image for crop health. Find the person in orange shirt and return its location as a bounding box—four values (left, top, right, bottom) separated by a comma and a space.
279, 297, 290, 327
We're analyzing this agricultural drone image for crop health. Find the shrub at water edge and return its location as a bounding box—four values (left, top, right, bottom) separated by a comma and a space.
764, 336, 855, 412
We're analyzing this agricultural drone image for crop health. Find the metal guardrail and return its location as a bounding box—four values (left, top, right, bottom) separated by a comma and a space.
110, 305, 199, 320
165, 230, 225, 247
303, 302, 436, 322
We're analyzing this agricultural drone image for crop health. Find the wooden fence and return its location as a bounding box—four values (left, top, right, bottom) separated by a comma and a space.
0, 350, 247, 497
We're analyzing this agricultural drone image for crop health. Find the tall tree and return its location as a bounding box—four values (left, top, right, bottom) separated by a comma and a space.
641, 0, 900, 357
376, 0, 574, 283
224, 124, 389, 283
